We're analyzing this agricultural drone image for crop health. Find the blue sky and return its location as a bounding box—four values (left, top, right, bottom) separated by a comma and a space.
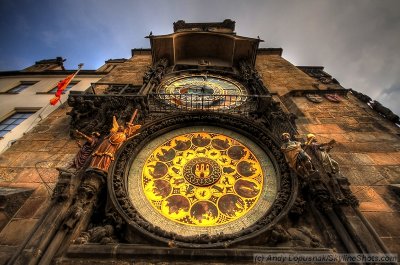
1, 0, 399, 115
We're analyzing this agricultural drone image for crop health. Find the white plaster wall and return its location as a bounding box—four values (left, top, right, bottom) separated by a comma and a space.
0, 75, 102, 153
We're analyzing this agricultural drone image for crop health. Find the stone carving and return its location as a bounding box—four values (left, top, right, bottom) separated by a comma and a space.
335, 175, 359, 207
370, 100, 400, 123
305, 94, 323, 103
75, 225, 115, 244
51, 170, 73, 202
251, 96, 297, 138
305, 134, 339, 174
304, 134, 359, 206
266, 224, 291, 246
289, 196, 307, 219
64, 202, 85, 230
67, 96, 100, 130
267, 225, 322, 248
299, 67, 339, 86
324, 93, 343, 103
143, 58, 168, 86
238, 60, 268, 95
74, 207, 126, 244
308, 176, 333, 212
67, 94, 146, 136
72, 130, 101, 169
90, 111, 141, 173
62, 171, 106, 231
350, 89, 399, 124
349, 89, 371, 103
151, 58, 168, 86
280, 132, 314, 178
173, 19, 235, 32
287, 227, 322, 248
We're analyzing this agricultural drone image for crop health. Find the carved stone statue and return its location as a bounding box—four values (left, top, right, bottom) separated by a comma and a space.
287, 227, 322, 248
305, 134, 347, 202
90, 111, 141, 173
72, 130, 101, 169
280, 133, 313, 177
267, 225, 322, 248
64, 203, 85, 230
67, 96, 100, 125
305, 134, 339, 174
75, 225, 115, 244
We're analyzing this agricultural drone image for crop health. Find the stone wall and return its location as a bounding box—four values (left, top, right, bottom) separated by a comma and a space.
285, 93, 400, 255
255, 52, 400, 255
98, 55, 152, 85
255, 54, 317, 95
0, 106, 78, 263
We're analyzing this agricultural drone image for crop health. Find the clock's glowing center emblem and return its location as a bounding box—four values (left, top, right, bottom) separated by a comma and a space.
184, 157, 222, 186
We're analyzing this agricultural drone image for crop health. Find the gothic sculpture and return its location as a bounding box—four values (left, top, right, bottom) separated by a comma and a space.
305, 134, 339, 174
90, 110, 141, 173
72, 130, 101, 169
75, 225, 115, 244
305, 133, 347, 202
280, 132, 313, 177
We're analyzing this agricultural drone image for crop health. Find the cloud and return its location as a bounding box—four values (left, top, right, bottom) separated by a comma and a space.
376, 83, 400, 115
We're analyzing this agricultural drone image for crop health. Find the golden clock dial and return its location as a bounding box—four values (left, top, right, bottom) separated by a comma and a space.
157, 74, 248, 110
128, 126, 278, 237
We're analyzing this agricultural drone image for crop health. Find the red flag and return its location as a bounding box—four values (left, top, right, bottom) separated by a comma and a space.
50, 64, 83, 105
50, 74, 74, 105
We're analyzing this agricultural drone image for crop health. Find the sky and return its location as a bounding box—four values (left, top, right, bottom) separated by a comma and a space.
1, 0, 399, 115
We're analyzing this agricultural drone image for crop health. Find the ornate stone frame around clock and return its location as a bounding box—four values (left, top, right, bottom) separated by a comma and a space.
109, 112, 297, 248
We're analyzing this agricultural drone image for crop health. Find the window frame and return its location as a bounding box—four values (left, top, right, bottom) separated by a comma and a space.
4, 81, 38, 94
0, 110, 36, 139
47, 81, 80, 94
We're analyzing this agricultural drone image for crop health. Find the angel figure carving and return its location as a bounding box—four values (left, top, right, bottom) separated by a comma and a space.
90, 109, 141, 173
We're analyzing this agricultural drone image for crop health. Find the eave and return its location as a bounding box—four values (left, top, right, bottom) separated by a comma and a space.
149, 31, 262, 68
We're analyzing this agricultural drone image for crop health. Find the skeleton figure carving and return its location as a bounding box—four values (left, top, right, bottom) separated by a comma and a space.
72, 130, 101, 169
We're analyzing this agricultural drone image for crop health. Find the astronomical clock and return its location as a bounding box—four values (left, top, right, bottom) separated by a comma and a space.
109, 71, 295, 246
100, 30, 300, 246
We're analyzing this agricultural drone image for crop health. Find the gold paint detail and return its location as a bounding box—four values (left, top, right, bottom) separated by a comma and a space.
142, 132, 263, 227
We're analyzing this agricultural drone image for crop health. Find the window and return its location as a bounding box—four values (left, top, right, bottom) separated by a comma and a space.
0, 112, 35, 138
48, 81, 79, 94
6, 81, 38, 93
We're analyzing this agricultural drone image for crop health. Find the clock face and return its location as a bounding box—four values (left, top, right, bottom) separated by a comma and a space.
127, 126, 278, 237
157, 74, 248, 110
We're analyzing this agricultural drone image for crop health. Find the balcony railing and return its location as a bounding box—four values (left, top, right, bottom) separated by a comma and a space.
147, 93, 269, 116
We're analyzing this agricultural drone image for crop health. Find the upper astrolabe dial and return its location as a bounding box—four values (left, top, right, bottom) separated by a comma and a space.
157, 74, 248, 110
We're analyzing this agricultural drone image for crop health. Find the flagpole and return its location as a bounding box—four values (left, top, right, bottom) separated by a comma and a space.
64, 63, 84, 88
71, 63, 84, 80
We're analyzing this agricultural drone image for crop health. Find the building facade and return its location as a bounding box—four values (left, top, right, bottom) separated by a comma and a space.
0, 20, 399, 264
0, 58, 105, 154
